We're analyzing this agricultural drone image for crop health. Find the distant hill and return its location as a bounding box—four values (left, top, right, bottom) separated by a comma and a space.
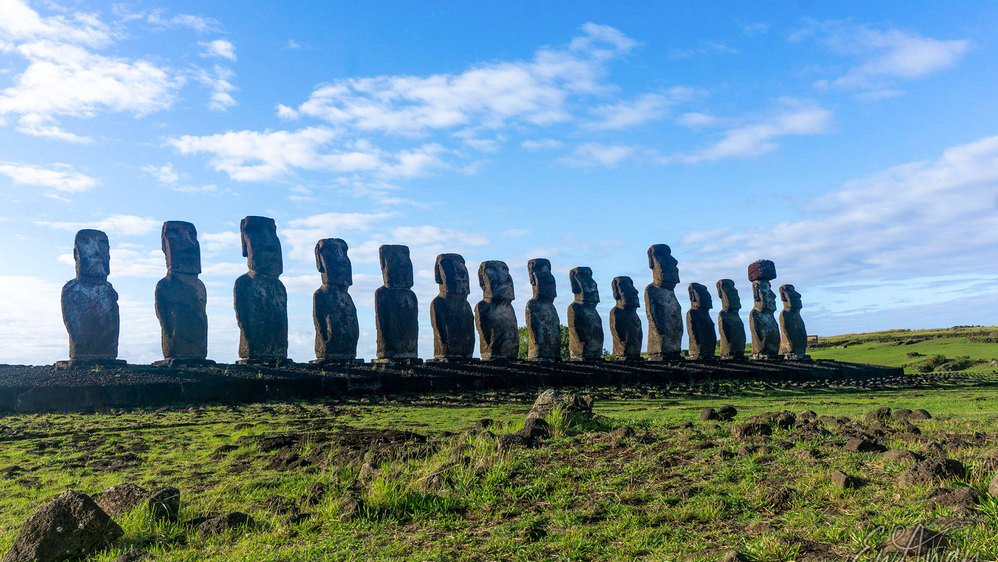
807, 326, 998, 374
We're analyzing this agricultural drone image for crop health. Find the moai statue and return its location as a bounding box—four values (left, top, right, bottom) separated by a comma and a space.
567, 267, 603, 361
686, 283, 717, 360
779, 284, 810, 360
525, 258, 560, 361
154, 221, 210, 366
609, 276, 642, 361
716, 279, 746, 361
429, 253, 475, 361
233, 216, 289, 365
373, 245, 420, 364
475, 260, 518, 361
311, 238, 361, 365
748, 259, 780, 360
59, 229, 124, 367
645, 244, 683, 361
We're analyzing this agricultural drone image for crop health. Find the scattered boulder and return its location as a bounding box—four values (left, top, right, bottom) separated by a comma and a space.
899, 458, 966, 487
843, 438, 886, 453
884, 449, 920, 465
525, 389, 593, 424
700, 407, 719, 421
926, 487, 984, 511
891, 409, 913, 420
865, 407, 892, 422
197, 512, 255, 536
609, 426, 636, 440
94, 483, 149, 515
773, 411, 796, 430
716, 405, 738, 420
732, 422, 771, 439
881, 525, 947, 556
829, 470, 860, 489
798, 410, 817, 421
497, 432, 533, 452
2, 490, 124, 562
909, 409, 932, 420
147, 486, 180, 523
522, 417, 550, 440
718, 550, 749, 562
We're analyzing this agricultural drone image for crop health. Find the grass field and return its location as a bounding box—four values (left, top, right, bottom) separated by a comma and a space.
0, 327, 996, 561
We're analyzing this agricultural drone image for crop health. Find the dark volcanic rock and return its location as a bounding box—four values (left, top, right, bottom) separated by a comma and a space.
777, 284, 808, 360
312, 239, 360, 363
526, 389, 593, 423
926, 487, 984, 511
645, 245, 682, 361
430, 254, 475, 361
700, 407, 718, 421
61, 229, 121, 364
374, 245, 419, 363
524, 258, 560, 361
898, 458, 966, 487
830, 470, 861, 489
147, 486, 180, 523
686, 283, 716, 360
234, 216, 288, 363
94, 483, 149, 515
865, 407, 892, 422
155, 221, 208, 363
884, 449, 920, 465
843, 438, 887, 453
475, 261, 518, 361
716, 280, 746, 361
2, 490, 124, 562
567, 267, 603, 361
609, 276, 642, 361
747, 259, 777, 282
749, 279, 779, 360
909, 409, 932, 420
197, 512, 255, 535
882, 525, 948, 556
732, 422, 771, 439
716, 404, 738, 420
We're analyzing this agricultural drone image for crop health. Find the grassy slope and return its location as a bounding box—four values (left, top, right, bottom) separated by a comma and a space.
0, 327, 996, 560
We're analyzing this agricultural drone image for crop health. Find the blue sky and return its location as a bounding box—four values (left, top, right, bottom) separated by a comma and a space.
1, 0, 997, 364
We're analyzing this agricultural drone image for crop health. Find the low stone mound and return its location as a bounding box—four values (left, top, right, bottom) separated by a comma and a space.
898, 458, 966, 487
3, 490, 123, 562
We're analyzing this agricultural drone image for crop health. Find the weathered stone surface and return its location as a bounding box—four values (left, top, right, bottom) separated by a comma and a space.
374, 245, 419, 363
155, 221, 208, 364
926, 487, 984, 511
609, 276, 642, 361
2, 490, 124, 562
747, 259, 777, 282
717, 404, 738, 420
778, 284, 809, 360
645, 244, 683, 361
749, 277, 780, 360
865, 407, 892, 422
312, 239, 360, 363
882, 525, 948, 556
147, 486, 180, 523
94, 483, 149, 515
567, 267, 603, 361
475, 261, 518, 361
525, 389, 594, 424
234, 217, 288, 364
884, 449, 920, 465
830, 470, 860, 489
898, 458, 966, 487
686, 282, 716, 360
525, 259, 560, 361
732, 422, 771, 439
430, 254, 475, 361
844, 438, 887, 453
196, 512, 254, 535
716, 279, 746, 361
60, 229, 122, 365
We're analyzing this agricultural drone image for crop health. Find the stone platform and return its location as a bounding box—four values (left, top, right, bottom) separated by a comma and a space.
0, 360, 905, 413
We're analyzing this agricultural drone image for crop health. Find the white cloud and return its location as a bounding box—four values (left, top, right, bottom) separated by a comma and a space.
142, 163, 180, 185
0, 161, 98, 192
194, 65, 237, 111
15, 113, 92, 142
558, 142, 638, 168
795, 20, 970, 95
667, 99, 832, 163
0, 275, 67, 364
0, 0, 111, 47
127, 8, 222, 34
520, 138, 563, 150
282, 211, 397, 262
586, 92, 674, 131
37, 214, 160, 236
670, 41, 739, 59
200, 39, 236, 61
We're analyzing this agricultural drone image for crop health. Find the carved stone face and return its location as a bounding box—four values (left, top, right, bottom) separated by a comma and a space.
716, 279, 741, 312
479, 260, 514, 302
380, 245, 413, 289
570, 267, 599, 305
753, 280, 777, 313
528, 258, 556, 301
316, 238, 352, 286
780, 284, 802, 310
648, 244, 680, 287
241, 216, 283, 276
162, 221, 201, 275
688, 282, 712, 311
612, 276, 639, 309
74, 229, 110, 284
435, 253, 470, 295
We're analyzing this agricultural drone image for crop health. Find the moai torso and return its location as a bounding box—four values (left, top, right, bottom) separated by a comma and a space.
475, 260, 518, 361
645, 244, 682, 361
155, 221, 208, 362
609, 276, 642, 360
525, 258, 560, 361
375, 245, 419, 362
567, 267, 603, 360
234, 216, 288, 362
430, 254, 475, 360
778, 284, 808, 360
747, 260, 779, 360
61, 229, 120, 362
716, 279, 746, 360
686, 283, 716, 360
313, 238, 359, 362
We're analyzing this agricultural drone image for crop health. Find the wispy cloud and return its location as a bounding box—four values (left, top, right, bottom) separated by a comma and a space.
558, 142, 639, 168
37, 214, 161, 236
585, 87, 702, 131
200, 39, 236, 61
0, 161, 98, 192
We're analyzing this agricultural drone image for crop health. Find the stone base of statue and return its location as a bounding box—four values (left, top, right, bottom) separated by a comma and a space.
609, 356, 646, 362
782, 353, 812, 362
152, 358, 216, 367
720, 354, 747, 361
310, 358, 365, 366
236, 358, 295, 367
425, 357, 480, 364
55, 358, 127, 370
647, 352, 683, 362
750, 353, 781, 361
566, 357, 604, 363
372, 357, 423, 366
524, 356, 560, 363
687, 355, 719, 363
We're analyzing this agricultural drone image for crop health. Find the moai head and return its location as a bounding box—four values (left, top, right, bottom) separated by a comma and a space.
74, 229, 110, 284
612, 276, 639, 310
435, 253, 470, 295
648, 244, 680, 288
570, 267, 599, 305
747, 259, 777, 283
315, 238, 352, 287
479, 260, 514, 302
716, 279, 741, 312
688, 282, 713, 311
379, 245, 413, 289
162, 221, 201, 275
753, 281, 777, 313
241, 216, 282, 276
780, 284, 802, 311
528, 258, 556, 302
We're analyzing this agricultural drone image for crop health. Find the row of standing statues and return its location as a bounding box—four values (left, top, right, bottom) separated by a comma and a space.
57, 216, 809, 367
